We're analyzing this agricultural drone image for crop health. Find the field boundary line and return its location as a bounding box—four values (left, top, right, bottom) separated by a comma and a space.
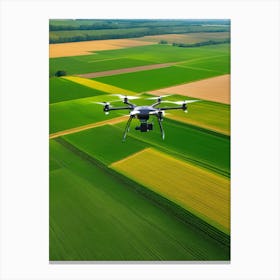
87, 57, 126, 63
49, 116, 127, 139
110, 148, 153, 166
175, 64, 223, 73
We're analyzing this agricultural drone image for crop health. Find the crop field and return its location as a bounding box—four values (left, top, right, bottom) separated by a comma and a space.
155, 98, 229, 136
133, 32, 230, 44
111, 148, 230, 234
62, 76, 136, 95
162, 97, 230, 135
50, 57, 156, 76
50, 140, 229, 260
95, 66, 228, 92
50, 38, 155, 58
50, 43, 229, 76
50, 95, 129, 133
150, 74, 230, 105
63, 120, 230, 176
93, 66, 224, 93
49, 21, 230, 261
178, 54, 230, 74
50, 89, 230, 135
50, 77, 108, 104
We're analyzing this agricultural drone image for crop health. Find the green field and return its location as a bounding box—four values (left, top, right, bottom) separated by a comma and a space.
178, 54, 230, 74
119, 118, 229, 176
63, 125, 147, 164
50, 140, 229, 260
163, 97, 230, 135
50, 95, 127, 133
94, 65, 224, 92
90, 45, 229, 92
50, 89, 230, 136
50, 77, 108, 104
50, 43, 230, 76
50, 57, 155, 77
63, 119, 230, 176
94, 43, 229, 64
49, 24, 230, 261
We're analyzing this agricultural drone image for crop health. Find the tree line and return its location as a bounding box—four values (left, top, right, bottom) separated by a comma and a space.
50, 19, 230, 32
50, 26, 230, 44
171, 38, 230, 48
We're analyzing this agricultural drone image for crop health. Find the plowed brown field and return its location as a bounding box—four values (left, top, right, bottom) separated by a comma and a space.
49, 39, 155, 58
150, 74, 230, 104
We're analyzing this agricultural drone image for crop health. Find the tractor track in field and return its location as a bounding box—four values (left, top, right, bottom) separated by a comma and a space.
49, 115, 127, 139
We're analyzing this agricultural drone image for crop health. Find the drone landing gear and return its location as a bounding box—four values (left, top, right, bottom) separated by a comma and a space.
122, 115, 133, 142
122, 116, 165, 141
157, 115, 165, 140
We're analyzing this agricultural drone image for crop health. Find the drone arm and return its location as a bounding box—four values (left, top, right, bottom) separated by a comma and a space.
124, 100, 136, 107
158, 106, 185, 111
107, 106, 133, 111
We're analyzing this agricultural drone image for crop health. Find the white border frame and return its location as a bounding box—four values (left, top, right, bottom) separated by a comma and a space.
1, 0, 279, 279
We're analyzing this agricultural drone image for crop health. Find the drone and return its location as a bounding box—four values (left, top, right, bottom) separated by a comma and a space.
94, 94, 200, 141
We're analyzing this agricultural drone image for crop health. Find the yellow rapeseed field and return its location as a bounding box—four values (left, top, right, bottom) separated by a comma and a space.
111, 148, 230, 234
62, 76, 136, 96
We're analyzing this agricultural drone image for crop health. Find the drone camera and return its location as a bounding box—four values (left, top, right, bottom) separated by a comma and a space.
135, 123, 153, 132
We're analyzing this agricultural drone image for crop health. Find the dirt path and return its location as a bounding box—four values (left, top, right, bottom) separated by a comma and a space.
49, 115, 127, 139
149, 74, 230, 104
77, 63, 175, 78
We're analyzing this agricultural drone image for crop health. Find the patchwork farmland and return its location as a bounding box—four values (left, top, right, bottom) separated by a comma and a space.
49, 19, 230, 261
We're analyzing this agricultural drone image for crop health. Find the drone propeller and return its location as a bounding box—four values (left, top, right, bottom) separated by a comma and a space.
161, 100, 200, 113
111, 94, 140, 100
146, 94, 171, 100
161, 99, 200, 105
92, 101, 113, 115
93, 101, 111, 106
